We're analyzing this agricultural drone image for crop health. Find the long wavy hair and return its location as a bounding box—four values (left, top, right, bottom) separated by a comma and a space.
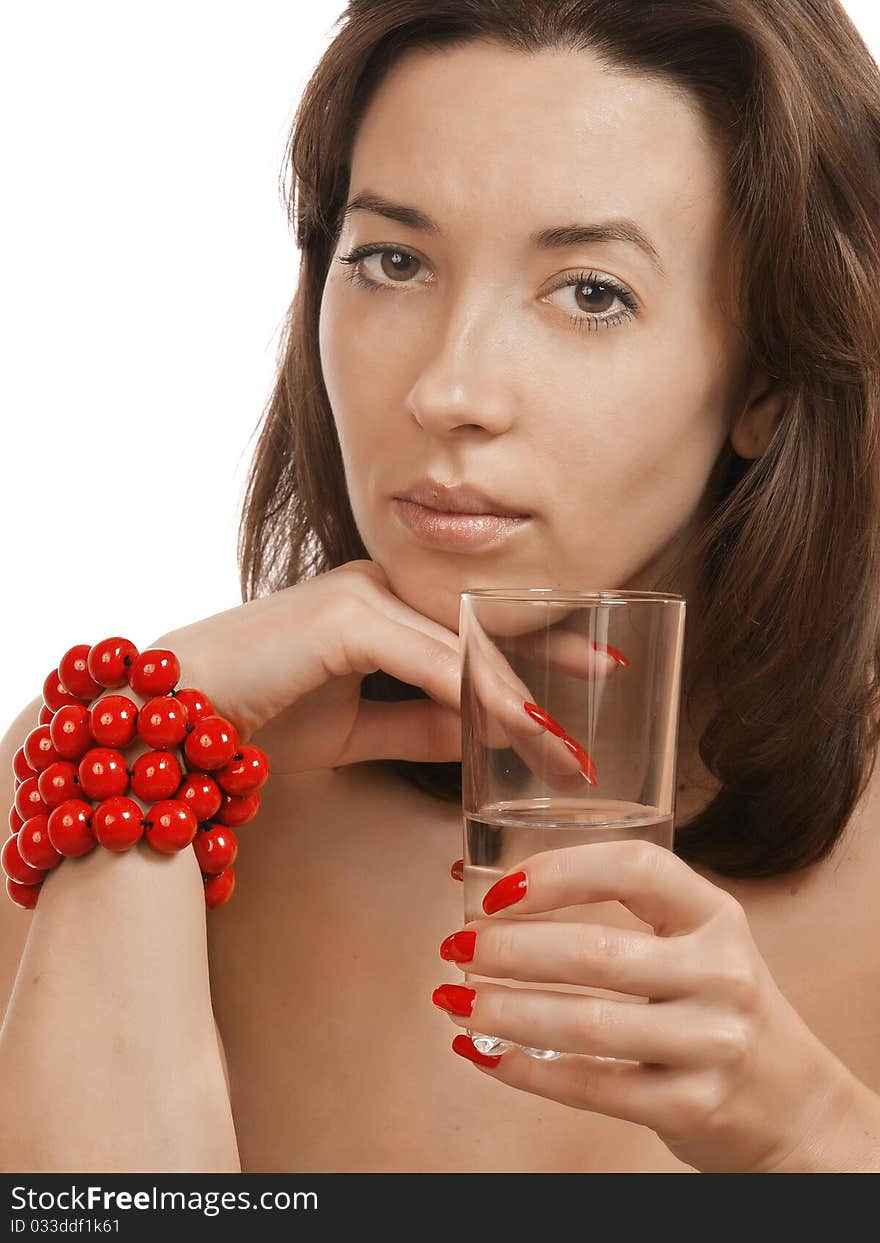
237, 0, 880, 879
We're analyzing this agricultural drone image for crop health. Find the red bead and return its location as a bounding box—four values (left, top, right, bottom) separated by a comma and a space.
17, 814, 63, 870
1, 832, 47, 885
47, 798, 97, 857
203, 866, 235, 909
183, 715, 239, 771
87, 637, 139, 689
144, 800, 197, 854
193, 824, 238, 874
42, 668, 84, 713
215, 744, 270, 796
137, 695, 188, 749
129, 750, 182, 802
173, 687, 214, 726
49, 703, 94, 762
37, 760, 80, 810
128, 649, 180, 698
15, 777, 49, 823
216, 789, 261, 827
23, 725, 62, 775
91, 796, 145, 852
12, 746, 36, 783
88, 694, 139, 748
8, 805, 24, 834
77, 747, 129, 801
58, 644, 103, 700
6, 876, 42, 909
176, 772, 222, 823
38, 705, 54, 726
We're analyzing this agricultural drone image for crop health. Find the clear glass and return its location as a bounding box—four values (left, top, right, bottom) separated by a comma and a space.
459, 587, 686, 1060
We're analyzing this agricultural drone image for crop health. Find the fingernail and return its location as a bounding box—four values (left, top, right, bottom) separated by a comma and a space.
561, 735, 598, 785
450, 857, 464, 882
452, 1034, 503, 1067
522, 701, 566, 737
591, 641, 630, 668
482, 870, 527, 915
439, 929, 477, 963
432, 983, 476, 1016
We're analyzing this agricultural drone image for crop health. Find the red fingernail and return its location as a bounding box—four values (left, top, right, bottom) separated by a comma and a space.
561, 735, 598, 785
452, 1034, 503, 1067
432, 983, 476, 1016
591, 641, 630, 668
450, 858, 464, 882
482, 870, 527, 914
440, 929, 477, 963
522, 701, 566, 737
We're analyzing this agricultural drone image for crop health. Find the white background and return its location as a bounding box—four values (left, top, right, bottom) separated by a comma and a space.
2, 2, 878, 726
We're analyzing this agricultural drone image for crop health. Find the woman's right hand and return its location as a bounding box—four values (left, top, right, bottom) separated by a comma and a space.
155, 559, 619, 780
153, 560, 465, 775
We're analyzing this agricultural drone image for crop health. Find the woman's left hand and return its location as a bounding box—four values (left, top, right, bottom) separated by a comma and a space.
433, 839, 857, 1172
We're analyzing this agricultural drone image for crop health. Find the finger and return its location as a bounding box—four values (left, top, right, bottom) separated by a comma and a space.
465, 621, 592, 783
480, 839, 729, 936
506, 628, 629, 679
361, 576, 462, 656
342, 603, 463, 714
437, 981, 701, 1066
450, 859, 464, 882
338, 699, 462, 766
449, 918, 698, 1000
452, 1041, 677, 1135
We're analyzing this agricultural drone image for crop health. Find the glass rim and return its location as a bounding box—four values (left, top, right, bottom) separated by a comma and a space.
460, 587, 684, 603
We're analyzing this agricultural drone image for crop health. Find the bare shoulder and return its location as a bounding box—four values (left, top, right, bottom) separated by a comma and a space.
0, 694, 45, 1031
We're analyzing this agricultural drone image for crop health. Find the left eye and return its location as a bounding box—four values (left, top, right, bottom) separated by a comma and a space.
549, 278, 619, 316
543, 273, 639, 329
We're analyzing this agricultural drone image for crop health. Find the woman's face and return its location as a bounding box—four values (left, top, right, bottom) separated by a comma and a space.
319, 40, 753, 632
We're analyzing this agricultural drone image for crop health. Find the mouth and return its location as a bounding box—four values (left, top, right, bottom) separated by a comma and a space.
391, 498, 531, 553
394, 478, 532, 519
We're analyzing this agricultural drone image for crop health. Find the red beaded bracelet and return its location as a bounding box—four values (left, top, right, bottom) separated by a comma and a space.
4, 637, 269, 912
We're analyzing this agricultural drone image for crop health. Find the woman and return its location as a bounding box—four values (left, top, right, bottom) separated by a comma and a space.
2, 0, 880, 1172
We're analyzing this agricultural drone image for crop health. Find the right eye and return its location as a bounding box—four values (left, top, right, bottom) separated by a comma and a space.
336, 244, 433, 289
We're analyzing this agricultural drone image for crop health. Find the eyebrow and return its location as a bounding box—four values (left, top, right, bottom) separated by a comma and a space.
342, 190, 667, 279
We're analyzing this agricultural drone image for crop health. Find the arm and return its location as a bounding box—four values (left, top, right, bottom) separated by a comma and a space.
0, 672, 240, 1174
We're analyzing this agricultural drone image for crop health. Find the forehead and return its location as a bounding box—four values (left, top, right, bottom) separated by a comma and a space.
349, 40, 730, 281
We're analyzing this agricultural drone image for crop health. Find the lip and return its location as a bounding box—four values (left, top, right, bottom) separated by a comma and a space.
392, 498, 530, 552
396, 478, 530, 518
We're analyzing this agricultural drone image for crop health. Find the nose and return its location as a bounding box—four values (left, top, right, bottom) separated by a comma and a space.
405, 289, 518, 436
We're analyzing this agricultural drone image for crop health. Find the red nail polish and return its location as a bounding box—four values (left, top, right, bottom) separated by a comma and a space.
450, 858, 464, 882
522, 701, 566, 737
591, 641, 630, 668
560, 735, 598, 785
432, 983, 476, 1016
452, 1034, 503, 1067
482, 870, 527, 915
439, 929, 477, 963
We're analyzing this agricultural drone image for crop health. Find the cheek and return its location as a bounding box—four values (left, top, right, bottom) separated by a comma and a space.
538, 332, 732, 574
319, 281, 398, 457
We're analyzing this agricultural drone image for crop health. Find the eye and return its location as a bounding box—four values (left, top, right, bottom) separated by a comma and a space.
543, 271, 639, 332
336, 244, 432, 289
335, 245, 640, 331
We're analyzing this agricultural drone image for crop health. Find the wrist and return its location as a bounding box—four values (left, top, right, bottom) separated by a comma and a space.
768, 1059, 880, 1173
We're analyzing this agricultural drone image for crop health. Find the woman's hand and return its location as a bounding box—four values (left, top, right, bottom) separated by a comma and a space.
433, 838, 861, 1172
154, 559, 613, 781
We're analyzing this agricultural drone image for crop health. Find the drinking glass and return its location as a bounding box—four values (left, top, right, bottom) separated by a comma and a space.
459, 588, 685, 1060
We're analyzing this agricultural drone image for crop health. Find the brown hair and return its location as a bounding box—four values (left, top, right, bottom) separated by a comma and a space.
237, 0, 880, 878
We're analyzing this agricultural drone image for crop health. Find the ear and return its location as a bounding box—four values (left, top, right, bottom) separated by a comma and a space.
729, 369, 787, 460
